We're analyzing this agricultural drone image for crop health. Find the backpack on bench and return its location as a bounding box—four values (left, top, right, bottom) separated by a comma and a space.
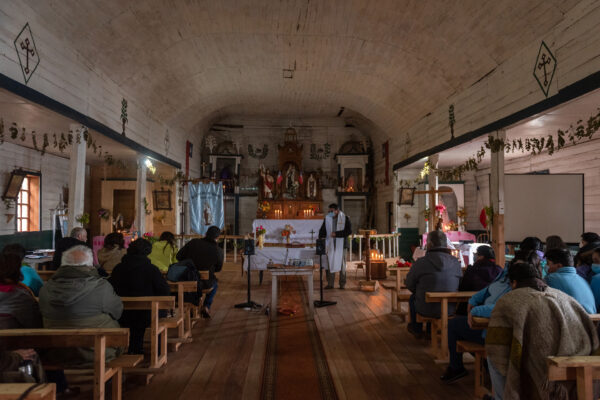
167, 259, 201, 306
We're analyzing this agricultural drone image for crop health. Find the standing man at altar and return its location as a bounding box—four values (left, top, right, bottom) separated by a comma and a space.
319, 204, 352, 289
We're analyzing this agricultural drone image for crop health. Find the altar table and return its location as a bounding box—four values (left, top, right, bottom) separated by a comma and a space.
269, 266, 315, 321
243, 246, 324, 270
253, 219, 323, 244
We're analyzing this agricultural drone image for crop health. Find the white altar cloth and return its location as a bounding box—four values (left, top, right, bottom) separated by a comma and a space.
243, 246, 326, 271
253, 219, 323, 244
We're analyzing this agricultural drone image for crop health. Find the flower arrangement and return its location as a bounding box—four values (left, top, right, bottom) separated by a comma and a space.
98, 208, 110, 220
457, 208, 467, 229
396, 259, 412, 268
75, 213, 90, 226
258, 201, 271, 213
281, 224, 296, 243
256, 225, 266, 235
447, 220, 459, 231
434, 204, 446, 215
422, 207, 431, 221
143, 232, 158, 244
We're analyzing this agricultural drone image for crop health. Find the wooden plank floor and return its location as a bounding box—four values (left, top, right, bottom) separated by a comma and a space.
124, 263, 475, 400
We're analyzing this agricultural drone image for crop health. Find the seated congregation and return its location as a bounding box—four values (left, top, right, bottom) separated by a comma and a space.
0, 226, 224, 397
406, 230, 600, 399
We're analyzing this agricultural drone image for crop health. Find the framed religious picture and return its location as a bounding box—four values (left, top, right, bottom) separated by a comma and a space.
398, 187, 416, 206
153, 190, 172, 210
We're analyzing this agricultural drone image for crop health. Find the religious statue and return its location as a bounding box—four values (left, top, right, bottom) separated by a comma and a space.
203, 201, 214, 226
260, 165, 274, 199
307, 173, 317, 199
285, 164, 299, 198
345, 174, 356, 192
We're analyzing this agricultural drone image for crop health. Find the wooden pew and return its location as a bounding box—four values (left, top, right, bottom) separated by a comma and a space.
425, 291, 477, 360
37, 271, 55, 282
120, 296, 175, 380
387, 266, 411, 320
0, 383, 56, 400
547, 356, 600, 400
456, 341, 491, 398
167, 281, 197, 345
0, 328, 139, 400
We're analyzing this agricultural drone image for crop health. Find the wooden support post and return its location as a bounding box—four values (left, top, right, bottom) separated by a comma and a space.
67, 124, 87, 232
490, 130, 506, 268
223, 238, 227, 263
136, 158, 148, 235
428, 154, 439, 230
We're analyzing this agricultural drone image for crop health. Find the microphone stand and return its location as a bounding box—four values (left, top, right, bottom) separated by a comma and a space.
314, 247, 336, 308
235, 245, 262, 310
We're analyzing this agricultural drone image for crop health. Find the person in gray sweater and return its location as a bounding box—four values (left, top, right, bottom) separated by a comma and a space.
405, 230, 462, 338
39, 245, 123, 367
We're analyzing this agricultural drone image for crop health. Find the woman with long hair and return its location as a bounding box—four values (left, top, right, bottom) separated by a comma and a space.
148, 231, 178, 272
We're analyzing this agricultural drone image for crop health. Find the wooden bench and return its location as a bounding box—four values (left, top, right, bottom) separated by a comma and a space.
0, 328, 136, 400
547, 356, 600, 400
167, 281, 198, 346
425, 291, 477, 360
457, 340, 491, 398
416, 314, 441, 357
0, 383, 56, 400
387, 266, 411, 318
121, 296, 175, 381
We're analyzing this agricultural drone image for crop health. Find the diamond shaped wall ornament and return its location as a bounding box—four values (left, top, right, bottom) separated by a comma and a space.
533, 41, 557, 97
13, 23, 40, 84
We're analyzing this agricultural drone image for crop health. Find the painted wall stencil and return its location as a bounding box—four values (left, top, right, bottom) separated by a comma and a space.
13, 23, 40, 84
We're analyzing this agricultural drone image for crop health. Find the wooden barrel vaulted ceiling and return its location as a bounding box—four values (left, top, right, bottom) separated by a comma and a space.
31, 0, 581, 138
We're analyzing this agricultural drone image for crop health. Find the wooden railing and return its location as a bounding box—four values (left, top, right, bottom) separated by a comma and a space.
176, 234, 245, 263
176, 232, 401, 263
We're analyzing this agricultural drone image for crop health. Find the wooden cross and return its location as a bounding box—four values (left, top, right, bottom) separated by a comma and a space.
309, 229, 315, 242
414, 187, 453, 229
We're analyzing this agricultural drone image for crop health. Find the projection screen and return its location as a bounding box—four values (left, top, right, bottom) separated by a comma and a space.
504, 174, 584, 244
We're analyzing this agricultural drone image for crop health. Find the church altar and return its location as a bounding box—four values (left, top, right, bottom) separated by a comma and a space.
243, 246, 326, 271
253, 219, 323, 244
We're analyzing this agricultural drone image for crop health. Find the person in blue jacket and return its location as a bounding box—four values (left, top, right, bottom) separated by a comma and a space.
589, 249, 600, 309
1, 243, 44, 296
545, 248, 596, 314
441, 250, 540, 385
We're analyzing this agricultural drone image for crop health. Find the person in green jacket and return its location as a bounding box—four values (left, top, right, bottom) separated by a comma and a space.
148, 232, 178, 273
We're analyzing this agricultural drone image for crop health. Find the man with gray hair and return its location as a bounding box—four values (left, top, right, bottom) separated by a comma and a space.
51, 227, 89, 270
405, 230, 462, 339
39, 245, 123, 367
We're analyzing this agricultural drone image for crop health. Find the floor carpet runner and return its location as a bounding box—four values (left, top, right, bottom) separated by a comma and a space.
261, 276, 338, 400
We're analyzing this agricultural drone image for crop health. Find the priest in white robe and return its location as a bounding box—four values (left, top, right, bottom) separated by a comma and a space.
319, 203, 352, 289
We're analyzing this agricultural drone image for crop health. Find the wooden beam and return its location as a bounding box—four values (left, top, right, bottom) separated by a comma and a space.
490, 130, 505, 267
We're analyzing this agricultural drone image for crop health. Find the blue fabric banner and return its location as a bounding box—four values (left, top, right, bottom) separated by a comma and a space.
189, 182, 224, 235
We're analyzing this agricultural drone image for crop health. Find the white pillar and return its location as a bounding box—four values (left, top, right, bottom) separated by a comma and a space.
67, 124, 87, 232
136, 158, 147, 234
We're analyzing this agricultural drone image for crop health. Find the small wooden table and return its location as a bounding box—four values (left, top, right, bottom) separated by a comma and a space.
269, 266, 315, 321
121, 296, 175, 377
425, 291, 477, 360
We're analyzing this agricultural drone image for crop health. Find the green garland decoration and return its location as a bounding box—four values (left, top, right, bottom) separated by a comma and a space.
399, 107, 600, 186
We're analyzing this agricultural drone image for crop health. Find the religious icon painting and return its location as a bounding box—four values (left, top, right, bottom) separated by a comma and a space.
153, 190, 172, 210
399, 187, 416, 206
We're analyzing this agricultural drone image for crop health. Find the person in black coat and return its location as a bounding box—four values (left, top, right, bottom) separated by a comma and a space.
52, 227, 89, 270
459, 245, 502, 292
176, 226, 223, 319
109, 238, 170, 354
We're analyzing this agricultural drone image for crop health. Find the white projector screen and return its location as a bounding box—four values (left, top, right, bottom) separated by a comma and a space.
504, 174, 584, 244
